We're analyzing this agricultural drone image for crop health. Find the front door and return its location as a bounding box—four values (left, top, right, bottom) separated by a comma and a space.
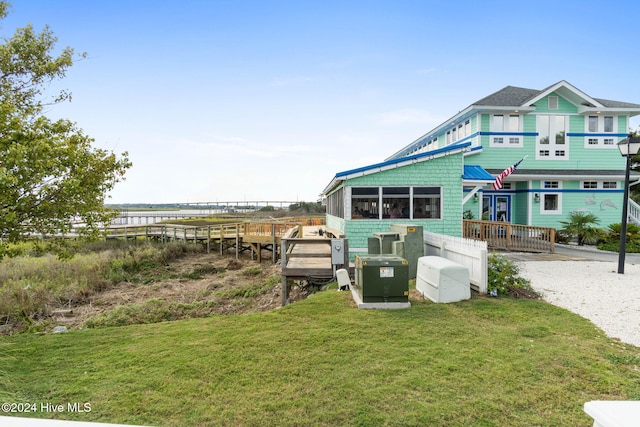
483, 195, 511, 222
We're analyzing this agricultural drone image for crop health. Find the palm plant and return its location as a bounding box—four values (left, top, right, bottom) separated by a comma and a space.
559, 212, 602, 246
606, 222, 640, 243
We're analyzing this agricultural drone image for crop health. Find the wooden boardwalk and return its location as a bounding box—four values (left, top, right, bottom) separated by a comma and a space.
280, 225, 348, 305
87, 218, 326, 262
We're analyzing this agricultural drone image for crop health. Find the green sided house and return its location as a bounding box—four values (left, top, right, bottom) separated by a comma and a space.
386, 80, 640, 229
322, 142, 495, 258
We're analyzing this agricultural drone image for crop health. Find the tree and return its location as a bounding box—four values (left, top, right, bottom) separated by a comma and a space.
289, 201, 325, 214
1, 2, 131, 257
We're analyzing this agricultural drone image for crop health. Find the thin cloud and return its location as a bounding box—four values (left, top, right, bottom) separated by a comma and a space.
179, 136, 319, 159
373, 108, 444, 126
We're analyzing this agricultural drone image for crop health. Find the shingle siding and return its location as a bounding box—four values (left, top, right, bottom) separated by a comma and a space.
328, 152, 465, 258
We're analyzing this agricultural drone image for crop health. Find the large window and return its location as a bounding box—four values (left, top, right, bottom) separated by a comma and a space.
351, 187, 379, 219
413, 187, 441, 219
490, 113, 522, 147
537, 115, 567, 159
326, 187, 344, 218
350, 186, 442, 220
382, 187, 410, 219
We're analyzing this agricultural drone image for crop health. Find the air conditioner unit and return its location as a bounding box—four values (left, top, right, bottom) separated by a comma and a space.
416, 256, 470, 303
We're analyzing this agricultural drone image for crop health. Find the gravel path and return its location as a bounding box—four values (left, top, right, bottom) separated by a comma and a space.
517, 260, 640, 348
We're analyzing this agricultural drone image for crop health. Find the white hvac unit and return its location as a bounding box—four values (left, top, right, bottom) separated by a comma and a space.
416, 256, 470, 303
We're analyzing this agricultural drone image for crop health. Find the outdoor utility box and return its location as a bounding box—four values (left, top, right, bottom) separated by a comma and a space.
368, 225, 424, 279
390, 224, 424, 278
354, 255, 409, 303
331, 239, 347, 265
416, 256, 470, 303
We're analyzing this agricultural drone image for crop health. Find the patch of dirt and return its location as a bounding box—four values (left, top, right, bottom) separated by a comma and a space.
50, 252, 314, 329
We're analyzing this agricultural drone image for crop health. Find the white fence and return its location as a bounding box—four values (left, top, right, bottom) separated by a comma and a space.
423, 231, 488, 294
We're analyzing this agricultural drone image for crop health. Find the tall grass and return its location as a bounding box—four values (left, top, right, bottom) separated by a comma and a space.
0, 252, 112, 332
0, 242, 202, 333
84, 268, 281, 328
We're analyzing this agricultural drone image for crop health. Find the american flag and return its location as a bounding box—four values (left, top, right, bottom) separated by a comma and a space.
493, 157, 525, 190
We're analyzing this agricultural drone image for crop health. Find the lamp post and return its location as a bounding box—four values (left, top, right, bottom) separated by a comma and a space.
616, 134, 640, 274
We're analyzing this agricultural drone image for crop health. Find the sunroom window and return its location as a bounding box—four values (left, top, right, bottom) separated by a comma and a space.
350, 186, 442, 220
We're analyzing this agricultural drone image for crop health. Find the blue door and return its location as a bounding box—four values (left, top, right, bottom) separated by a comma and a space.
483, 195, 511, 222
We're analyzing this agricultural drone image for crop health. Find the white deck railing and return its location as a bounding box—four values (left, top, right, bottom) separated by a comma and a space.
423, 231, 488, 294
628, 198, 640, 226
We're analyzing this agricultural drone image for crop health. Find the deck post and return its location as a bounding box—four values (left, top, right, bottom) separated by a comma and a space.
281, 238, 288, 306
281, 275, 288, 306
235, 227, 240, 259
272, 224, 277, 263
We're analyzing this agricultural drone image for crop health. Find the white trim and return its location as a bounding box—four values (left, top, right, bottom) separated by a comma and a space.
527, 181, 533, 225
506, 173, 629, 181
333, 145, 468, 185
540, 181, 562, 215
525, 80, 604, 109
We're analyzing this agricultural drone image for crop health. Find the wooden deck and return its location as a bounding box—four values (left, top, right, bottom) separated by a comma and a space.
52, 218, 326, 262
280, 225, 348, 305
463, 220, 555, 253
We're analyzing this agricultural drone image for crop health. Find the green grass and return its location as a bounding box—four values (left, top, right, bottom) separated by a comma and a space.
2, 292, 639, 426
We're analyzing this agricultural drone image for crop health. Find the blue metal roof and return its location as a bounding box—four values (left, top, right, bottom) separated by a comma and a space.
335, 142, 471, 178
463, 165, 494, 181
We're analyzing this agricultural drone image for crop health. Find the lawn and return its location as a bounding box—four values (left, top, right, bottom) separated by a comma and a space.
1, 291, 639, 426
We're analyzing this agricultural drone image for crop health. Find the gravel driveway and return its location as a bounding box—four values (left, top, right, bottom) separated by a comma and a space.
504, 246, 640, 348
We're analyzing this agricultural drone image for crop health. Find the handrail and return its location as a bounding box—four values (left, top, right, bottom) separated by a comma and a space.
463, 219, 555, 253
628, 198, 640, 226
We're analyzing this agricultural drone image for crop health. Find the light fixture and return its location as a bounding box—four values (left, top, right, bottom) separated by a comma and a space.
617, 135, 640, 157
474, 192, 479, 201
616, 133, 640, 274
534, 193, 540, 202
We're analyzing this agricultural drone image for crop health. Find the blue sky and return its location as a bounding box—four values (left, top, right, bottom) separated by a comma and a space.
3, 0, 640, 204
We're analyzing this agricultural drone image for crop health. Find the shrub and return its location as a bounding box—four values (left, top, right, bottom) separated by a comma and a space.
559, 212, 603, 246
596, 223, 640, 253
241, 266, 263, 277
604, 223, 640, 243
487, 254, 538, 298
85, 298, 221, 328
597, 240, 640, 253
105, 243, 203, 284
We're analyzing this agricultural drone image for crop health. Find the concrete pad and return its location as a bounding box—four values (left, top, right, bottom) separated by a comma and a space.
349, 285, 411, 310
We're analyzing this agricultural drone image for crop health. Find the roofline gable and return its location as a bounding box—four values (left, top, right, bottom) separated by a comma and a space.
524, 80, 604, 109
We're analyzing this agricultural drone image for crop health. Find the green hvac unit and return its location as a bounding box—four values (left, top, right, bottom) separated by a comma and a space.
367, 225, 424, 279
354, 255, 409, 303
